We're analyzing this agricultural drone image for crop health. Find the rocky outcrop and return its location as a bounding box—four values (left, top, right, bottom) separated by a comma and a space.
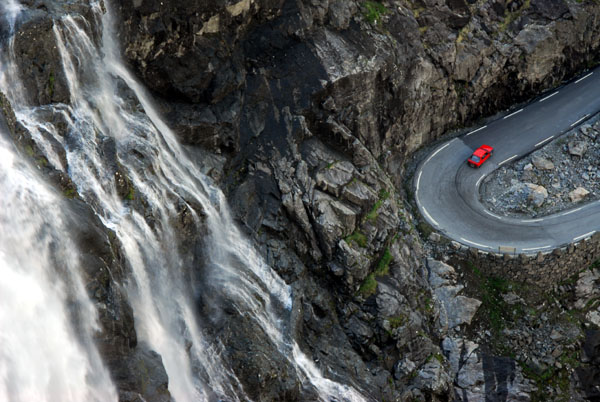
111, 0, 600, 399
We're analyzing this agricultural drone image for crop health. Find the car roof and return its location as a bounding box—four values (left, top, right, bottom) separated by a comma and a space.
473, 148, 486, 156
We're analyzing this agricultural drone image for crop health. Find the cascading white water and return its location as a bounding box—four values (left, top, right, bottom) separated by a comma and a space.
1, 0, 23, 32
0, 130, 117, 401
0, 1, 367, 401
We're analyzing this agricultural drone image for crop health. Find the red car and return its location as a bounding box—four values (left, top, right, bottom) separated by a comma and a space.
467, 145, 493, 167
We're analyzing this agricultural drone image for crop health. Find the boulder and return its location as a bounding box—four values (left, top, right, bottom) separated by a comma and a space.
532, 155, 554, 170
414, 359, 451, 395
525, 183, 548, 207
568, 140, 588, 157
569, 187, 590, 202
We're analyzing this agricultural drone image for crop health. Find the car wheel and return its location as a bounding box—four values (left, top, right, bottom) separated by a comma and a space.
469, 162, 475, 168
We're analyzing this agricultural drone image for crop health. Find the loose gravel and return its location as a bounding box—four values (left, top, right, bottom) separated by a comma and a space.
481, 115, 600, 218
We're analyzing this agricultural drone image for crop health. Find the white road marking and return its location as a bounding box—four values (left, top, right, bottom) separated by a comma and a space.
424, 142, 452, 165
535, 136, 554, 147
539, 91, 558, 102
422, 207, 439, 227
575, 72, 593, 83
476, 176, 484, 187
560, 207, 583, 216
416, 171, 422, 192
499, 154, 518, 166
574, 231, 595, 242
521, 218, 543, 223
466, 125, 487, 137
460, 237, 490, 249
484, 210, 502, 219
522, 245, 552, 252
503, 108, 523, 119
571, 114, 590, 127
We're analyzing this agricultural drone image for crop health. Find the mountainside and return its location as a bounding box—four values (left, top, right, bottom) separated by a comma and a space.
3, 0, 600, 400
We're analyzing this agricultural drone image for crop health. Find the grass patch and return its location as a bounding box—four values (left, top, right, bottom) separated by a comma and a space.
375, 248, 393, 276
358, 247, 393, 298
345, 231, 367, 248
467, 261, 517, 333
361, 1, 389, 25
366, 189, 390, 221
358, 273, 378, 297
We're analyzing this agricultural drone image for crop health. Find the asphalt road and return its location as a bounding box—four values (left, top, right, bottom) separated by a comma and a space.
415, 66, 600, 254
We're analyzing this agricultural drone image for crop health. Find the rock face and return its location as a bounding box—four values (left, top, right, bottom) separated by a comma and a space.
6, 0, 600, 400
427, 259, 482, 332
111, 0, 600, 399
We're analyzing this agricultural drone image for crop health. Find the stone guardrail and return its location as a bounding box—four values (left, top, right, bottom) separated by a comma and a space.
440, 233, 600, 287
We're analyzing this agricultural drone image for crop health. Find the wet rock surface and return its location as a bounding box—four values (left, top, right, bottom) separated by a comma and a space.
483, 116, 600, 217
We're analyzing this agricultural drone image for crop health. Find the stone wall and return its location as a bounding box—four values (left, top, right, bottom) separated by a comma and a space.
445, 233, 600, 286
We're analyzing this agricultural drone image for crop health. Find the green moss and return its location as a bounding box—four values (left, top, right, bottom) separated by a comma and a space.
126, 186, 135, 201
426, 353, 444, 364
48, 71, 55, 98
358, 273, 378, 297
362, 1, 389, 25
417, 221, 433, 238
24, 145, 35, 157
36, 157, 48, 168
375, 248, 393, 276
63, 188, 77, 199
388, 315, 406, 329
345, 231, 367, 248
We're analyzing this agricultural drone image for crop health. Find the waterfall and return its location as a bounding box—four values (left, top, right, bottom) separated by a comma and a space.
0, 1, 367, 401
0, 128, 117, 401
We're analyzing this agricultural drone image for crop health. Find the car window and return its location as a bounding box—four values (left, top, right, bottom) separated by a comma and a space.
471, 155, 480, 162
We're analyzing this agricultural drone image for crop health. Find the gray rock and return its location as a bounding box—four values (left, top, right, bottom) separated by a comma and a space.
532, 155, 554, 170
415, 359, 451, 395
394, 358, 416, 380
427, 259, 482, 330
575, 269, 600, 309
376, 281, 407, 318
428, 232, 441, 242
526, 183, 548, 207
586, 310, 600, 327
312, 190, 358, 256
568, 140, 588, 157
341, 179, 377, 207
315, 160, 355, 197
